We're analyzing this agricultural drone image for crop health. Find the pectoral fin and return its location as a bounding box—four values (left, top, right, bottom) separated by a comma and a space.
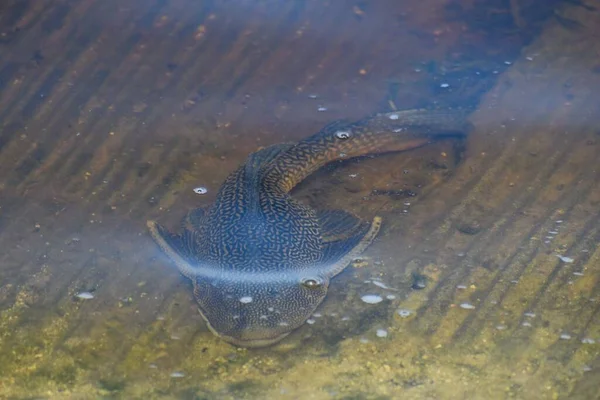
320, 215, 382, 277
147, 220, 204, 280
181, 207, 206, 231
317, 209, 366, 243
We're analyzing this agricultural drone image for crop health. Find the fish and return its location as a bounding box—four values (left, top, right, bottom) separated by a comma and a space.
147, 108, 471, 347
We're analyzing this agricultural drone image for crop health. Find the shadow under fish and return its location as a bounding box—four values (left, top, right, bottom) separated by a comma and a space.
147, 108, 472, 347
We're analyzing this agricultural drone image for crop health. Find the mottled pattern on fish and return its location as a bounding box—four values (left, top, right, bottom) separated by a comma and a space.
147, 108, 470, 347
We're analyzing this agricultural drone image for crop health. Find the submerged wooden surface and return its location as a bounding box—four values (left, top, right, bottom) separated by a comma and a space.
0, 0, 599, 399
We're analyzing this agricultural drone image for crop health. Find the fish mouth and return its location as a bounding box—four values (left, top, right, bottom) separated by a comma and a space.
217, 331, 291, 348
198, 307, 292, 348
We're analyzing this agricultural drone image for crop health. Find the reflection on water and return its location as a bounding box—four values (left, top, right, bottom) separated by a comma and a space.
0, 0, 599, 398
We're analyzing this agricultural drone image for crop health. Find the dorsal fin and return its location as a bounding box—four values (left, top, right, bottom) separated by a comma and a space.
245, 143, 294, 173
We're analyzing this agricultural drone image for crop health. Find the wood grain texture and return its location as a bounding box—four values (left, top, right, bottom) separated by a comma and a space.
0, 0, 598, 398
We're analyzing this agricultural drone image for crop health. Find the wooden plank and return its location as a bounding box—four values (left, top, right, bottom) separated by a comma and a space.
0, 0, 598, 398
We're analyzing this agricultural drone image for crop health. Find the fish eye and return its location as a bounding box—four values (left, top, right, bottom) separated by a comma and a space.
301, 277, 323, 289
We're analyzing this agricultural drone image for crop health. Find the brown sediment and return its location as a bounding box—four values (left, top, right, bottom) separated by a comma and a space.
0, 0, 599, 399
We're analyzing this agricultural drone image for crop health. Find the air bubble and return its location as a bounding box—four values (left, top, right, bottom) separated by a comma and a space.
193, 187, 208, 195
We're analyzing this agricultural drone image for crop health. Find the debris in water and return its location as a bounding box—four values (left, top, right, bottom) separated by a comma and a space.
376, 329, 388, 338
559, 333, 572, 340
75, 292, 94, 300
556, 255, 574, 263
360, 294, 383, 304
371, 280, 396, 290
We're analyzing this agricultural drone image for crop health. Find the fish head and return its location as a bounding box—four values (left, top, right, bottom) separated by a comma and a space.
193, 269, 330, 347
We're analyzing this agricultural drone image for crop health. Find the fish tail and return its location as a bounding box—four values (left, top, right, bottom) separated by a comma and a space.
263, 108, 472, 193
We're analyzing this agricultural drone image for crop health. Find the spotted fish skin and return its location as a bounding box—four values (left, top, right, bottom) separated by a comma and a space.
147, 108, 470, 347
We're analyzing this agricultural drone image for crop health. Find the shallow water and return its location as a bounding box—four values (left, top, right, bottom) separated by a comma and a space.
0, 0, 599, 399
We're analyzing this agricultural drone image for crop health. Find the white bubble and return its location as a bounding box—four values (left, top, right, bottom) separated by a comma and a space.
581, 338, 596, 344
386, 294, 396, 300
193, 187, 208, 195
306, 318, 316, 325
460, 303, 475, 310
239, 296, 253, 304
440, 83, 450, 88
317, 106, 327, 112
397, 309, 412, 318
75, 292, 94, 299
360, 294, 383, 304
376, 329, 388, 338
388, 113, 399, 120
170, 371, 186, 378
